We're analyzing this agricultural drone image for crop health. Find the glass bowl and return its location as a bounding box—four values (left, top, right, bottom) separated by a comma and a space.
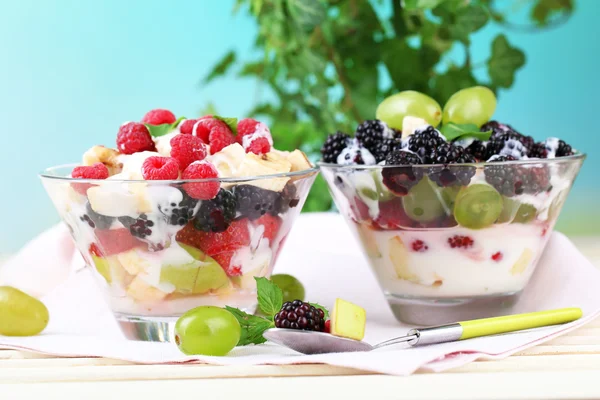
40, 164, 318, 341
320, 154, 585, 325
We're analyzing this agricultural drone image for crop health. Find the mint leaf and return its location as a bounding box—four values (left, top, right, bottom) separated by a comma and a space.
287, 0, 326, 32
213, 115, 238, 135
440, 122, 492, 142
255, 277, 283, 317
225, 306, 273, 346
309, 303, 329, 320
487, 34, 526, 88
144, 116, 187, 138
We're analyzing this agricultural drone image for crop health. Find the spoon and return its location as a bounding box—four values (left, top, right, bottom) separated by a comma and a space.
263, 307, 582, 355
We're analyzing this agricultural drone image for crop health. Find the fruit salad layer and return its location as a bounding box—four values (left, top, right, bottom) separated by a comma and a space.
44, 109, 314, 317
320, 87, 581, 298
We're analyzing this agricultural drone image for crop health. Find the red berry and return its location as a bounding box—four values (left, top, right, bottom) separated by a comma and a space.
193, 117, 227, 143
178, 119, 197, 135
448, 235, 474, 249
182, 161, 220, 200
491, 252, 503, 262
170, 134, 208, 170
373, 198, 414, 229
116, 122, 156, 154
176, 219, 251, 256
208, 124, 236, 154
255, 214, 282, 242
141, 109, 176, 125
245, 136, 271, 155
237, 118, 260, 140
141, 156, 179, 180
212, 251, 242, 277
324, 320, 331, 333
95, 228, 145, 256
89, 243, 102, 257
411, 240, 428, 252
71, 162, 109, 195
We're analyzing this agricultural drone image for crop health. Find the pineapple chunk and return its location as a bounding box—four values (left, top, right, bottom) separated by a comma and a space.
330, 298, 366, 341
511, 248, 534, 275
126, 275, 168, 302
401, 116, 429, 138
388, 236, 419, 282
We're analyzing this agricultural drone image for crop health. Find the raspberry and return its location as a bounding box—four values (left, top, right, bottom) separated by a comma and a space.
237, 118, 260, 140
324, 319, 331, 333
193, 189, 236, 232
192, 117, 222, 142
116, 122, 156, 154
170, 134, 208, 170
373, 197, 414, 229
141, 109, 176, 125
71, 163, 109, 194
255, 214, 282, 242
141, 156, 179, 180
212, 252, 242, 276
411, 240, 428, 252
233, 185, 280, 220
448, 235, 474, 249
245, 136, 271, 155
321, 132, 351, 163
492, 252, 503, 262
355, 120, 395, 160
208, 124, 236, 154
177, 219, 251, 256
95, 228, 145, 256
182, 161, 220, 200
274, 300, 325, 332
427, 143, 476, 187
381, 150, 424, 196
178, 119, 198, 135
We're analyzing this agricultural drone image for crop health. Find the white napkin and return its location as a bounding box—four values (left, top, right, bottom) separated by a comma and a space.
1, 213, 599, 376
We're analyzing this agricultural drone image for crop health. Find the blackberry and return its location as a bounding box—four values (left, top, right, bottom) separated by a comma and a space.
81, 203, 114, 230
482, 121, 534, 154
370, 137, 401, 163
464, 140, 488, 161
233, 184, 280, 220
355, 120, 394, 157
193, 189, 236, 232
529, 138, 574, 159
381, 150, 424, 196
321, 132, 350, 163
337, 139, 375, 165
484, 155, 549, 196
118, 214, 155, 240
427, 143, 476, 187
158, 189, 199, 226
405, 126, 446, 163
274, 300, 325, 332
485, 135, 529, 160
275, 182, 299, 214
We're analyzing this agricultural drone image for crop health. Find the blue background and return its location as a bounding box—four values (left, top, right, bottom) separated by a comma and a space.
0, 0, 598, 254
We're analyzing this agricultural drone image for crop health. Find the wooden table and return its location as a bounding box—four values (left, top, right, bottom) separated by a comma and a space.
1, 315, 599, 400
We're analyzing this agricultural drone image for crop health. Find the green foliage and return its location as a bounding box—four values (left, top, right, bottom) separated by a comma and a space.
203, 0, 574, 212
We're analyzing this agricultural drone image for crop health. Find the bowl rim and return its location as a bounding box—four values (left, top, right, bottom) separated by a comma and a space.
317, 152, 586, 169
39, 163, 320, 184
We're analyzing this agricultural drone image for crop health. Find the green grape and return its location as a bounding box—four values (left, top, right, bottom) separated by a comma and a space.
0, 286, 49, 336
513, 203, 538, 224
442, 86, 497, 127
498, 198, 538, 224
175, 306, 241, 356
402, 177, 446, 222
376, 91, 442, 130
271, 274, 305, 303
454, 184, 503, 229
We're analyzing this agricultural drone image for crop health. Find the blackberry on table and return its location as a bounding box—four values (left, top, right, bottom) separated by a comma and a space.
355, 120, 394, 157
405, 126, 446, 163
381, 149, 424, 196
158, 189, 199, 226
321, 132, 350, 163
118, 214, 155, 240
274, 300, 325, 332
233, 184, 280, 220
82, 202, 114, 230
427, 143, 476, 187
370, 137, 401, 163
193, 189, 236, 232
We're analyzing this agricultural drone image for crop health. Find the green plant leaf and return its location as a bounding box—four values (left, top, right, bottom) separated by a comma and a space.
255, 277, 284, 317
487, 34, 525, 88
432, 66, 478, 106
309, 303, 330, 320
403, 0, 445, 10
286, 0, 326, 32
213, 116, 238, 135
531, 0, 573, 26
225, 306, 273, 346
144, 116, 186, 138
203, 51, 236, 84
449, 5, 489, 42
440, 122, 492, 142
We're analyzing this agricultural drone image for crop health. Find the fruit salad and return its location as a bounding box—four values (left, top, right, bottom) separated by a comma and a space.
41, 109, 317, 325
319, 87, 585, 323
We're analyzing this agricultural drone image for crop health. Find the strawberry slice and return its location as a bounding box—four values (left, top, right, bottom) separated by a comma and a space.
212, 251, 242, 277
176, 219, 251, 256
255, 214, 282, 243
94, 228, 145, 256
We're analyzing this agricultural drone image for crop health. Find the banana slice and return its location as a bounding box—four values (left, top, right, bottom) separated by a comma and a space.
126, 275, 168, 302
286, 149, 313, 172
82, 146, 122, 175
402, 116, 430, 139
236, 153, 292, 192
207, 143, 245, 178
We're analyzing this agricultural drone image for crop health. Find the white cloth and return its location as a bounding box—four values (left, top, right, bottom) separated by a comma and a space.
1, 213, 599, 376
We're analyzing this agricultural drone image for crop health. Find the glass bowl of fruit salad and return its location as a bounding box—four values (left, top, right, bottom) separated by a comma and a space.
319, 87, 586, 325
40, 109, 318, 341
